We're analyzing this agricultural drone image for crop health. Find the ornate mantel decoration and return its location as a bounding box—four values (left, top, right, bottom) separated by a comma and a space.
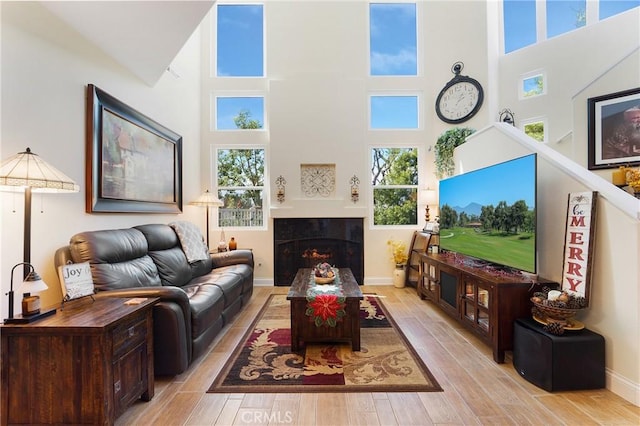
301, 164, 335, 197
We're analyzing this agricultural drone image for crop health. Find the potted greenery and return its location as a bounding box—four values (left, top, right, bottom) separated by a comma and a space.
434, 127, 476, 179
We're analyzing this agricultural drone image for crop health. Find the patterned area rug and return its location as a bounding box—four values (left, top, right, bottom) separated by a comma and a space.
208, 294, 442, 393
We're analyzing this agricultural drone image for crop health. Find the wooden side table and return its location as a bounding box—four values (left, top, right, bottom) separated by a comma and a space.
1, 296, 158, 425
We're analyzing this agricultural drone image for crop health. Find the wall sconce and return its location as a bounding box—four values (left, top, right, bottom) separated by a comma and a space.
275, 175, 286, 203
349, 175, 360, 203
4, 262, 56, 324
421, 188, 438, 230
498, 108, 515, 126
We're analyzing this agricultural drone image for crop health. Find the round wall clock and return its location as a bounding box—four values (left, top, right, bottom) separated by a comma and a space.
435, 62, 484, 124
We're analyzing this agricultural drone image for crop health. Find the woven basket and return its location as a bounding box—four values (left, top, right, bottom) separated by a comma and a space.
531, 298, 578, 321
314, 276, 335, 285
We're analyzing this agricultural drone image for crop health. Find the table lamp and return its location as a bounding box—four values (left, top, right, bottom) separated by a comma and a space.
422, 188, 437, 228
4, 262, 56, 324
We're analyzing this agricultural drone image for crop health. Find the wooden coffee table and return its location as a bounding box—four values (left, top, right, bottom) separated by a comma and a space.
287, 268, 363, 351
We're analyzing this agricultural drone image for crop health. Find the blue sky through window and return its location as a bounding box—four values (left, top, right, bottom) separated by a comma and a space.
369, 3, 417, 76
599, 0, 640, 19
217, 4, 263, 76
216, 97, 265, 130
371, 96, 418, 129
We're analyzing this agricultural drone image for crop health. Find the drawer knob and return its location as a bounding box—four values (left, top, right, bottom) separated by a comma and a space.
128, 327, 135, 338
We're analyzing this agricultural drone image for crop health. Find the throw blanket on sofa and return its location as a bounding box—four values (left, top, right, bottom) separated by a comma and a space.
169, 221, 210, 263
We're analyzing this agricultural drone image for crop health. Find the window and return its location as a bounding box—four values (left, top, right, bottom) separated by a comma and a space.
370, 95, 419, 129
216, 4, 264, 77
215, 97, 264, 130
503, 0, 536, 53
599, 0, 640, 20
520, 71, 545, 99
216, 148, 265, 228
371, 147, 418, 226
522, 117, 547, 143
503, 0, 637, 54
546, 0, 586, 39
369, 3, 417, 76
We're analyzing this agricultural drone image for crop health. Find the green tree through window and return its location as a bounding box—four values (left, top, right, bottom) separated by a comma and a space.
216, 111, 265, 227
371, 147, 418, 226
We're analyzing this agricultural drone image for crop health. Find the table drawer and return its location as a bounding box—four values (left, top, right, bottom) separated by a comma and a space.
113, 312, 147, 356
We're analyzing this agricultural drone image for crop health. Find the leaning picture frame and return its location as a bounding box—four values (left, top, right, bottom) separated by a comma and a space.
587, 87, 640, 170
86, 84, 183, 213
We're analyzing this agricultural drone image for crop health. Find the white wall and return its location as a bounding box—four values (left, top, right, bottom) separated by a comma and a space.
0, 2, 204, 316
201, 0, 493, 284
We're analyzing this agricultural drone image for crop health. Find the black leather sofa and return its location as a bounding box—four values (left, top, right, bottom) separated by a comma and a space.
54, 223, 254, 376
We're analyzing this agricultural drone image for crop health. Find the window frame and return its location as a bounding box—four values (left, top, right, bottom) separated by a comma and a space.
213, 93, 267, 131
369, 145, 421, 229
369, 93, 422, 130
214, 2, 265, 78
368, 2, 419, 77
519, 70, 547, 100
520, 116, 548, 144
212, 145, 268, 231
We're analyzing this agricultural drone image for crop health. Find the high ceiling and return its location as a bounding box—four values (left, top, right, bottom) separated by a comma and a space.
41, 1, 215, 86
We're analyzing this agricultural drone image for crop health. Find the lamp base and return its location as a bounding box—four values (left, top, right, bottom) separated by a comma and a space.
4, 308, 56, 324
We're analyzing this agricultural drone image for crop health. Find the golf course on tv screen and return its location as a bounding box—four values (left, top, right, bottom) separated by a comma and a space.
438, 154, 537, 273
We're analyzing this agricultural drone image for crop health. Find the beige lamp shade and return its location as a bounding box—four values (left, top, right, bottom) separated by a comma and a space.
422, 189, 437, 205
190, 189, 223, 207
0, 147, 79, 193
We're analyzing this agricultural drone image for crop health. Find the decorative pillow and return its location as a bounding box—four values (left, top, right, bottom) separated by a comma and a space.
169, 221, 209, 263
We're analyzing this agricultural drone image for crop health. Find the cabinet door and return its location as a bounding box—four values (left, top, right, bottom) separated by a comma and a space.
461, 275, 491, 337
437, 264, 459, 317
113, 342, 149, 418
418, 256, 439, 301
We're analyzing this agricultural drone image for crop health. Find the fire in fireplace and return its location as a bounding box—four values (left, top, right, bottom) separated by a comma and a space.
274, 218, 364, 286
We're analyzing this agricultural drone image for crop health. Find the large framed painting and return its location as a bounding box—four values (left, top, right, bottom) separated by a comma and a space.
86, 84, 182, 213
588, 88, 640, 170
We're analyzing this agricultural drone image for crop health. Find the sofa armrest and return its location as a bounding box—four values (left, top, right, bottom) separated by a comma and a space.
94, 286, 188, 304
211, 249, 254, 269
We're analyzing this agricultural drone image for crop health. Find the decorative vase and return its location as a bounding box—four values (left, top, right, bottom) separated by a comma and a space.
393, 265, 406, 288
228, 237, 237, 250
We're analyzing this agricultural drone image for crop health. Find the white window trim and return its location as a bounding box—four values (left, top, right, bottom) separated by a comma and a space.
369, 145, 422, 229
368, 92, 423, 130
519, 69, 547, 100
212, 92, 268, 132
520, 116, 548, 144
211, 144, 268, 231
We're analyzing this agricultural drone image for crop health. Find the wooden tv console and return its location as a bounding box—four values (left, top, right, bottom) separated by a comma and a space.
417, 251, 555, 363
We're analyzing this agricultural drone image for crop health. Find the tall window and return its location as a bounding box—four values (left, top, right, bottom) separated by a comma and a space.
369, 3, 417, 76
503, 0, 536, 53
216, 4, 264, 76
216, 148, 265, 228
215, 96, 265, 130
370, 95, 419, 129
371, 147, 418, 226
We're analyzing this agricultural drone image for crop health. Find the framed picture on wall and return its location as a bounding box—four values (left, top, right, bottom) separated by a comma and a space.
588, 87, 640, 170
86, 84, 183, 213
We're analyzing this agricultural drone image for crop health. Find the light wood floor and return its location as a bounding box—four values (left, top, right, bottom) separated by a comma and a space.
116, 286, 640, 425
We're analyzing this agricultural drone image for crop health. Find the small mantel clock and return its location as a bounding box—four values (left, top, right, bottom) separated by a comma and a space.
435, 61, 484, 124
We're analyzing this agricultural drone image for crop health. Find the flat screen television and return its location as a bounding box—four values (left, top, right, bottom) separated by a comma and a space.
438, 153, 537, 273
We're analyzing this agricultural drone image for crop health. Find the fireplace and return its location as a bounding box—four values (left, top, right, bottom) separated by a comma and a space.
274, 218, 364, 286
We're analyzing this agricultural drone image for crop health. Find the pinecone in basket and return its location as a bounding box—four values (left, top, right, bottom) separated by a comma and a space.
566, 295, 588, 309
544, 321, 565, 335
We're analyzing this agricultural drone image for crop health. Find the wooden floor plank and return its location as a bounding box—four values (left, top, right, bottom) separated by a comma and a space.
115, 285, 638, 426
